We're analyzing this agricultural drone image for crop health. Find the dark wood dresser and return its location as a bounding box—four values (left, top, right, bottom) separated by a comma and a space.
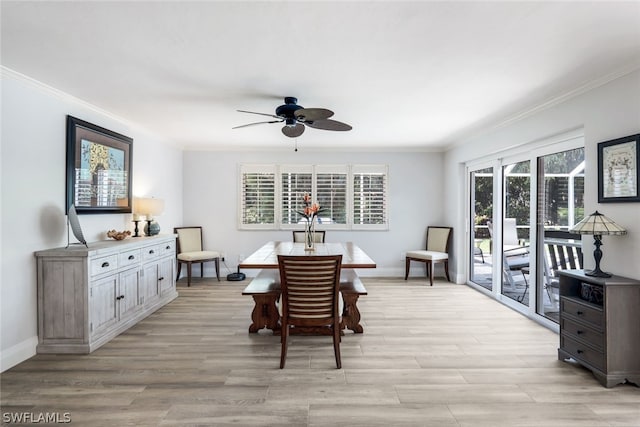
558, 269, 640, 387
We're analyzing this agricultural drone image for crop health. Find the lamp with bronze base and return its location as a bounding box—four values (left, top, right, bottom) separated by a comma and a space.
569, 211, 626, 278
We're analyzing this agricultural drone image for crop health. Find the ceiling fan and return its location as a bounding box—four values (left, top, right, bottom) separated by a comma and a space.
233, 97, 352, 138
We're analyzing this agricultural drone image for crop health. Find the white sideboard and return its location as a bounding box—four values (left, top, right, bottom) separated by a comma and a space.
35, 234, 178, 354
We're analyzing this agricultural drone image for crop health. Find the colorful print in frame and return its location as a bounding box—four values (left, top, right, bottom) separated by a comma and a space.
66, 116, 133, 214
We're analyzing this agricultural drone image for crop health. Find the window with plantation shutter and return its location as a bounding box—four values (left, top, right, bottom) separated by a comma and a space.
280, 166, 312, 225
352, 164, 388, 230
316, 165, 348, 225
239, 165, 275, 229
239, 164, 388, 230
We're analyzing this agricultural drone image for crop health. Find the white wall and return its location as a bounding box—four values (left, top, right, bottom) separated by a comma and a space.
444, 69, 640, 283
0, 69, 184, 371
181, 150, 445, 278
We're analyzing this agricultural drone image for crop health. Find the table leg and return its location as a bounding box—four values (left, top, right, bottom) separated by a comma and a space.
342, 293, 363, 333
248, 294, 280, 333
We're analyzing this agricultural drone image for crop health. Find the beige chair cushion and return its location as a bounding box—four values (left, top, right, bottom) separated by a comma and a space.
426, 228, 451, 252
177, 250, 220, 262
406, 250, 448, 261
176, 228, 203, 253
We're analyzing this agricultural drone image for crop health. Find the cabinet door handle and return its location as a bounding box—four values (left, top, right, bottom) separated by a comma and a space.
149, 250, 155, 254
116, 296, 122, 300
576, 349, 584, 354
576, 311, 583, 316
128, 255, 135, 260
102, 262, 110, 268
120, 295, 125, 300
159, 277, 164, 281
576, 330, 584, 335
166, 245, 171, 250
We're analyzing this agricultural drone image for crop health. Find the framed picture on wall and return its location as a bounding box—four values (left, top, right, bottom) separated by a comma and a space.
598, 133, 639, 203
66, 116, 133, 214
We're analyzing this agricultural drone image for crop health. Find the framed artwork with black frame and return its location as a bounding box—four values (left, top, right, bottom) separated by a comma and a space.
66, 116, 133, 214
598, 133, 639, 203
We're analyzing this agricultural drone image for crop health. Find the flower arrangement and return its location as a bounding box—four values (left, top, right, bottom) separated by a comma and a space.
298, 193, 324, 250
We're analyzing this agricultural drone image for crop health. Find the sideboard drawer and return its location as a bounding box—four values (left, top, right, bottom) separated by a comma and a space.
159, 240, 175, 256
119, 248, 141, 269
561, 334, 605, 372
560, 317, 604, 351
560, 297, 603, 329
142, 245, 161, 261
90, 254, 118, 277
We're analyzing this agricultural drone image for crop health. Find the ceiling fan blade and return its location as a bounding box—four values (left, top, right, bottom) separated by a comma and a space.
282, 123, 305, 138
306, 119, 352, 131
237, 110, 281, 119
232, 119, 283, 129
294, 108, 334, 122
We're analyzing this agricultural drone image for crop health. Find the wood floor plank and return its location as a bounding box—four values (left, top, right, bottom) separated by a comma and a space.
1, 277, 638, 426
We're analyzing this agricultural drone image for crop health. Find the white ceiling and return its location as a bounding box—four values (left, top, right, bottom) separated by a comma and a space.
2, 1, 640, 151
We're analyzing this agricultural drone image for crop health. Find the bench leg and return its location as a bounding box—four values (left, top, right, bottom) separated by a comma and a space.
248, 294, 280, 333
341, 293, 363, 333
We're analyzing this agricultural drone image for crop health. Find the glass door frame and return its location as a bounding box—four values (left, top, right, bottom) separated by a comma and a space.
465, 129, 584, 330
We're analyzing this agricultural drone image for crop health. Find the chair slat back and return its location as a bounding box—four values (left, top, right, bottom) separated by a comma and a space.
175, 227, 203, 253
426, 227, 452, 253
278, 255, 342, 325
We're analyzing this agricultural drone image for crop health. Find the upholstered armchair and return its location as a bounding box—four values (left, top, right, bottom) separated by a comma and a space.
174, 226, 220, 286
404, 226, 453, 286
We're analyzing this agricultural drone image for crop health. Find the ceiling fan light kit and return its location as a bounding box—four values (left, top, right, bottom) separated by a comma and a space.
233, 96, 352, 138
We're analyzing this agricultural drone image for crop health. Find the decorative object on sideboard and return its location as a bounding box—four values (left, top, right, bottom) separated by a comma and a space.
65, 115, 133, 214
67, 204, 88, 247
135, 197, 165, 236
106, 230, 131, 241
131, 213, 145, 237
569, 211, 626, 278
598, 133, 639, 203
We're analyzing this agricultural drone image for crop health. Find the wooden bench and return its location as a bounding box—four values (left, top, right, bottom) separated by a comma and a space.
242, 269, 367, 334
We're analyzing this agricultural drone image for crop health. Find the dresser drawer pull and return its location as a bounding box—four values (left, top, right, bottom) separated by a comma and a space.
102, 262, 110, 268
149, 249, 155, 254
576, 330, 584, 335
128, 255, 135, 260
166, 245, 171, 250
576, 349, 584, 354
576, 311, 583, 315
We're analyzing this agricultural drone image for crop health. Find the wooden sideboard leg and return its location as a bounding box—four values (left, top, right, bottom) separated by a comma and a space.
249, 294, 280, 333
342, 293, 363, 333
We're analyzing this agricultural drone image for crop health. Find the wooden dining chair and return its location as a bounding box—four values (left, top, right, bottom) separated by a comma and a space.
277, 254, 343, 369
292, 230, 326, 243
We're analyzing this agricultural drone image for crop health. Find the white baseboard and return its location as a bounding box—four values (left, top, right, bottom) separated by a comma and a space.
1, 336, 37, 373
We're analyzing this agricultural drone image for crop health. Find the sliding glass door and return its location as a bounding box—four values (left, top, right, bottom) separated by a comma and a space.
501, 160, 531, 305
536, 147, 585, 322
469, 166, 494, 290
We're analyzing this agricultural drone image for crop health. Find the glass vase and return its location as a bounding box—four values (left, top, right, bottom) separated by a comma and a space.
304, 220, 315, 251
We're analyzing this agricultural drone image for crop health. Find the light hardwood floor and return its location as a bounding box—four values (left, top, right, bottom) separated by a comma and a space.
2, 277, 639, 426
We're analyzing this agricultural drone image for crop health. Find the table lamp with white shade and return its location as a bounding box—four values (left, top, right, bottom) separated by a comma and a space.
569, 211, 626, 278
135, 197, 165, 236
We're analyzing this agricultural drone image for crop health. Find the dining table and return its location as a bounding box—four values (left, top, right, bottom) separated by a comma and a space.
240, 241, 376, 334
238, 241, 377, 270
